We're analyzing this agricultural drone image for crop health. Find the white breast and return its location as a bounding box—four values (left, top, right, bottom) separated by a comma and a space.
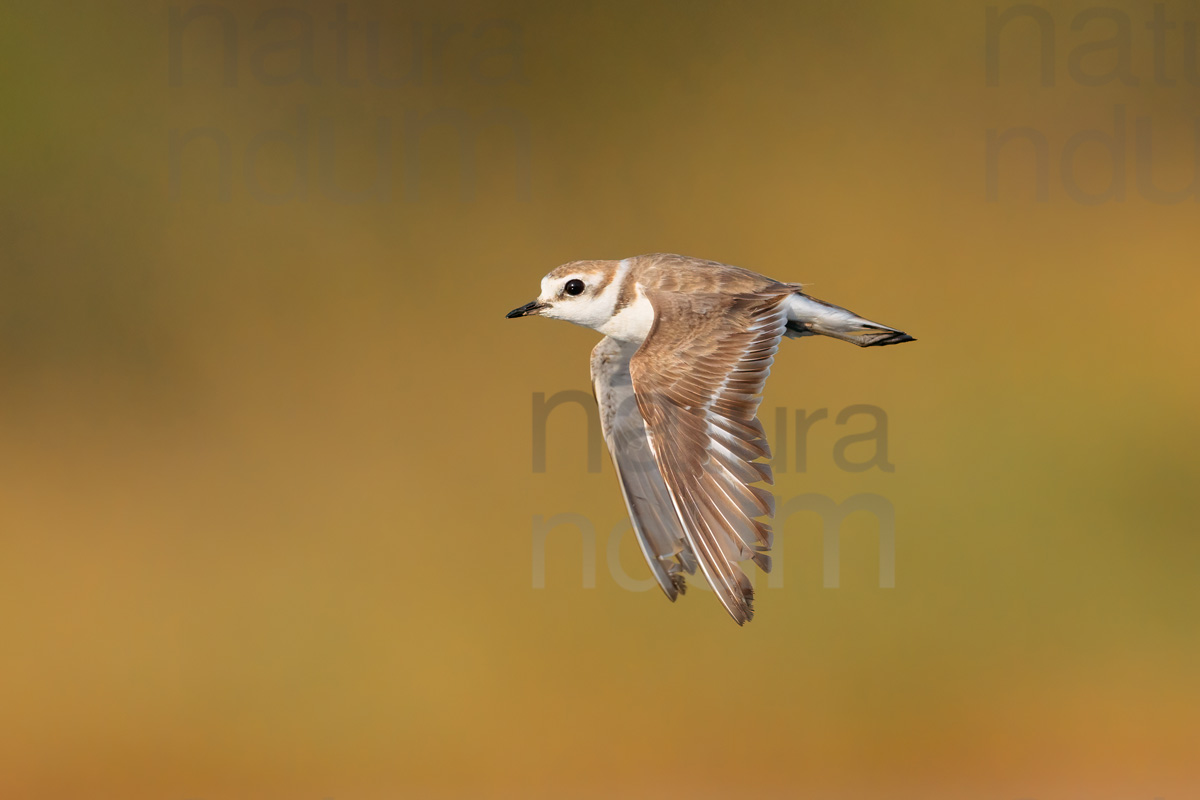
597, 287, 655, 343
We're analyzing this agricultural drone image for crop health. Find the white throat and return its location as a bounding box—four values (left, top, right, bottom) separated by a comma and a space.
597, 288, 654, 343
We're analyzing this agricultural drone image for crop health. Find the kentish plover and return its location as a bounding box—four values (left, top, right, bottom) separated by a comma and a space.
507, 253, 914, 624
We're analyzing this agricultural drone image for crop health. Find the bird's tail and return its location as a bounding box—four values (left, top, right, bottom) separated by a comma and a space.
784, 292, 915, 347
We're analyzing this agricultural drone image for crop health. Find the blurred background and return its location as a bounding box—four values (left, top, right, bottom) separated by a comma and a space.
2, 0, 1197, 798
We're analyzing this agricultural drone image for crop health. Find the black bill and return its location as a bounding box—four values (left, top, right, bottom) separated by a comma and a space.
506, 301, 547, 319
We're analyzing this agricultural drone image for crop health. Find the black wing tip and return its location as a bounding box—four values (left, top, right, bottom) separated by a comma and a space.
861, 331, 916, 347
728, 592, 755, 626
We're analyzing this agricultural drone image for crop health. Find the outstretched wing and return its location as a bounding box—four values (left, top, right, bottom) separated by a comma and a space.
591, 337, 697, 601
629, 290, 788, 625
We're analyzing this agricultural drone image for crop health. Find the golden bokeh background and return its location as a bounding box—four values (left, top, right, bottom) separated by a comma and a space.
2, 0, 1197, 797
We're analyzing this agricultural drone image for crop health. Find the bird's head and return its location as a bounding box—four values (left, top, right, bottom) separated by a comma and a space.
505, 260, 622, 331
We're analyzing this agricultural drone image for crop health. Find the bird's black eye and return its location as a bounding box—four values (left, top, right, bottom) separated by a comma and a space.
564, 279, 585, 296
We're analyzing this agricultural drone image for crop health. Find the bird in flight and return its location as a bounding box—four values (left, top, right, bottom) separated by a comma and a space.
507, 254, 914, 624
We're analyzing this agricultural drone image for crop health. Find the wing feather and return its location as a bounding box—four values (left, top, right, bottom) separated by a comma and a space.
591, 337, 696, 600
629, 290, 790, 625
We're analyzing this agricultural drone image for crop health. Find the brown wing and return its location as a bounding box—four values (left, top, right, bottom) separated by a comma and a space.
629, 289, 789, 625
